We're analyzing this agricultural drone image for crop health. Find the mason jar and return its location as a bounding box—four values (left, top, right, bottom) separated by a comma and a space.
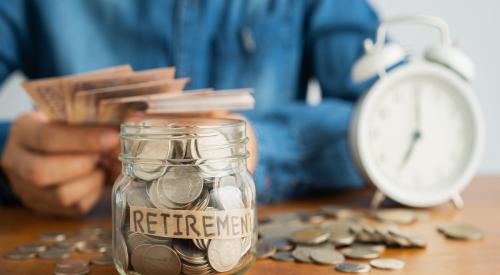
112, 118, 257, 275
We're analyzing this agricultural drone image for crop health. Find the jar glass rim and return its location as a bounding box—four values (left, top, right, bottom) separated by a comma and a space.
121, 118, 244, 131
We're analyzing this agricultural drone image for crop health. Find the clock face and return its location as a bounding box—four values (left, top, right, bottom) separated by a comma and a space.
354, 63, 484, 206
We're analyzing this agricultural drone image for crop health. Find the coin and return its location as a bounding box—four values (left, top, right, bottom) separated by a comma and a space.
256, 242, 276, 259
340, 246, 380, 260
3, 250, 36, 260
261, 237, 293, 252
213, 186, 244, 210
90, 254, 114, 266
39, 232, 66, 242
208, 239, 242, 272
336, 262, 371, 273
53, 265, 90, 275
38, 248, 71, 259
56, 259, 89, 268
142, 245, 182, 275
77, 241, 106, 254
373, 208, 416, 224
310, 249, 344, 265
291, 246, 313, 263
370, 258, 405, 270
133, 140, 170, 181
289, 227, 330, 245
438, 223, 484, 240
159, 166, 203, 205
127, 186, 154, 207
270, 252, 295, 262
17, 243, 47, 253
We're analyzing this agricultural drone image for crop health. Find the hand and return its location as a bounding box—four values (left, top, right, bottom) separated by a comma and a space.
1, 112, 119, 216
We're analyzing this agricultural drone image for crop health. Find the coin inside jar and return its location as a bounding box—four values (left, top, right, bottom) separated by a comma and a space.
208, 239, 242, 272
157, 166, 203, 205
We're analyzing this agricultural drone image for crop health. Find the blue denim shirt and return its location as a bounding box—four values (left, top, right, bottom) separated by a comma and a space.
0, 0, 379, 205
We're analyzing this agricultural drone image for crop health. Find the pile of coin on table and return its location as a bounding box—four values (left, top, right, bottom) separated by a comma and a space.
256, 206, 484, 273
3, 227, 113, 275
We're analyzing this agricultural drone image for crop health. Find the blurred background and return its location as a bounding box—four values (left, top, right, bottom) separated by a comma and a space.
0, 0, 498, 173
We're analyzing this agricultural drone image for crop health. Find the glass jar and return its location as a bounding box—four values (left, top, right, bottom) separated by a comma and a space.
112, 118, 256, 275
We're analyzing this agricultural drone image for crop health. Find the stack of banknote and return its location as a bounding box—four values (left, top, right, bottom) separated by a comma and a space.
22, 65, 254, 124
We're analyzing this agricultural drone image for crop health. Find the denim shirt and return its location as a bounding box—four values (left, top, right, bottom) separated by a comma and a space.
0, 0, 379, 205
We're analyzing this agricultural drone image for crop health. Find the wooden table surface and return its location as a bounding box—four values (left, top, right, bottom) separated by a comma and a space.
1, 176, 499, 275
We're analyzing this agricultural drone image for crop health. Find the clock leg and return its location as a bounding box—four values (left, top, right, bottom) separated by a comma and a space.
451, 193, 464, 209
370, 190, 386, 209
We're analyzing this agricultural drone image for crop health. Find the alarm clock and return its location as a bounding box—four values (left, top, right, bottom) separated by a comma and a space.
349, 15, 485, 208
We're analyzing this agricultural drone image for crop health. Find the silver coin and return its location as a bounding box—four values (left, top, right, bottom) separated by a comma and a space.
157, 166, 204, 205
260, 237, 293, 252
373, 208, 416, 225
127, 186, 154, 207
370, 258, 405, 270
142, 245, 182, 275
208, 239, 242, 272
336, 262, 371, 273
270, 252, 295, 262
310, 248, 345, 265
56, 259, 89, 268
39, 232, 66, 242
77, 241, 106, 253
438, 223, 484, 240
256, 242, 276, 259
38, 248, 70, 259
340, 246, 380, 260
196, 130, 232, 170
133, 140, 170, 181
17, 242, 47, 253
53, 265, 90, 275
213, 186, 244, 210
289, 227, 330, 245
90, 254, 114, 266
291, 246, 312, 263
3, 250, 36, 260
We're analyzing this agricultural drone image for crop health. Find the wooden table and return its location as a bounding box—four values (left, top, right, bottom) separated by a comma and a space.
1, 176, 499, 275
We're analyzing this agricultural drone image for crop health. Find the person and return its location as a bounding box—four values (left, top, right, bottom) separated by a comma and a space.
0, 0, 379, 216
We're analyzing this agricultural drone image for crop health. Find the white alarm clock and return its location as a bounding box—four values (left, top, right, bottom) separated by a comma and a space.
349, 15, 485, 208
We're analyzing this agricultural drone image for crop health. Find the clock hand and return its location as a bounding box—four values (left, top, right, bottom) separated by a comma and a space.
400, 89, 423, 169
399, 131, 421, 169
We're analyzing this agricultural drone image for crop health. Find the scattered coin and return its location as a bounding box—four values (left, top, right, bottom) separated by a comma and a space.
291, 246, 313, 263
310, 248, 344, 265
3, 250, 37, 260
373, 208, 417, 225
438, 223, 484, 240
56, 258, 90, 268
17, 243, 47, 253
256, 242, 276, 259
53, 265, 90, 275
289, 227, 330, 245
270, 252, 295, 262
370, 258, 405, 270
336, 262, 371, 273
340, 246, 380, 260
38, 248, 71, 260
39, 232, 66, 242
90, 254, 114, 266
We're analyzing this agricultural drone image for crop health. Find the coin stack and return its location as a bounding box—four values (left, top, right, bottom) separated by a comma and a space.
256, 206, 484, 273
113, 124, 255, 275
3, 227, 114, 274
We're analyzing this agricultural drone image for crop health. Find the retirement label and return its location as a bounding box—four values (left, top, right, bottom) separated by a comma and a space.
129, 206, 254, 239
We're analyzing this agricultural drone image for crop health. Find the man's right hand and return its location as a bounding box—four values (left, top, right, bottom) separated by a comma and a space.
0, 112, 119, 216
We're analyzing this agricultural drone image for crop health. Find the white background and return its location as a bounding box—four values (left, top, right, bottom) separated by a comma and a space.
0, 0, 498, 173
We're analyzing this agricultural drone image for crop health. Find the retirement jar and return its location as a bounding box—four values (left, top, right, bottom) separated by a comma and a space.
112, 118, 256, 275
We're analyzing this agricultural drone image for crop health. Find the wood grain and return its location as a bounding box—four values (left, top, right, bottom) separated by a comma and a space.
0, 176, 499, 275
